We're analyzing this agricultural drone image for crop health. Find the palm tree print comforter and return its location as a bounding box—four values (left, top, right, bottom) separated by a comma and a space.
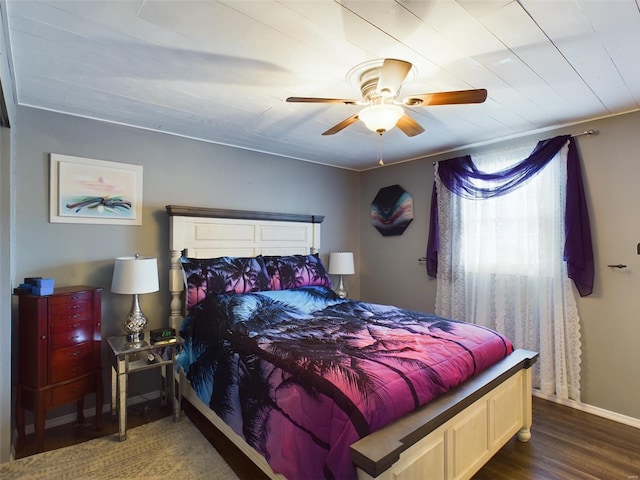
177, 286, 513, 480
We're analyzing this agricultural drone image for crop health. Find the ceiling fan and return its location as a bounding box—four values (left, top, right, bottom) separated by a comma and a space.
287, 58, 487, 137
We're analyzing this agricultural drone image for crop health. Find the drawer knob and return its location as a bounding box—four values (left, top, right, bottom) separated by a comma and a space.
69, 351, 81, 357
40, 335, 46, 340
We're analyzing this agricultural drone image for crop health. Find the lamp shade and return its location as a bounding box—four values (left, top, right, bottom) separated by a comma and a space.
111, 256, 159, 294
358, 104, 404, 133
328, 252, 355, 275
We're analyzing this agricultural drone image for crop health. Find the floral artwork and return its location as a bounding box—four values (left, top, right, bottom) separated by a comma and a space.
370, 184, 414, 236
49, 154, 143, 225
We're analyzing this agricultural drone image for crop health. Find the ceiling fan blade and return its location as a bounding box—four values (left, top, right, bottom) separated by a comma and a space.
322, 114, 360, 135
396, 113, 425, 137
286, 97, 360, 105
377, 59, 413, 95
403, 88, 488, 106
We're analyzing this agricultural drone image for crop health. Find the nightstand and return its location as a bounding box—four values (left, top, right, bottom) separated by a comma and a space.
106, 335, 184, 441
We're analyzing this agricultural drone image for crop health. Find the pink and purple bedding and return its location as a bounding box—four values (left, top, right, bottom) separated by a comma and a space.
177, 285, 513, 480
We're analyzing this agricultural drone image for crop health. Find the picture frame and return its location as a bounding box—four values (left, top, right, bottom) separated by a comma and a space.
370, 184, 414, 236
49, 153, 143, 225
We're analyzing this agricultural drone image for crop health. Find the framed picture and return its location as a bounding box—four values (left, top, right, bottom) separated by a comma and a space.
370, 184, 414, 236
49, 154, 143, 225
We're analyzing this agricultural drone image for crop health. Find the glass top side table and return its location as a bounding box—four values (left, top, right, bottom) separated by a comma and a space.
106, 335, 184, 441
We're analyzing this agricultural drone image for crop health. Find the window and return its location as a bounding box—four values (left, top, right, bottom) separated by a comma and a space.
431, 138, 584, 401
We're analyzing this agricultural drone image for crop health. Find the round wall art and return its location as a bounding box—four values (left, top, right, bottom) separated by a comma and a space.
370, 184, 414, 236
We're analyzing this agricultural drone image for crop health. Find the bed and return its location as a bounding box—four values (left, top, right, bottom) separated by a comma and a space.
166, 205, 538, 480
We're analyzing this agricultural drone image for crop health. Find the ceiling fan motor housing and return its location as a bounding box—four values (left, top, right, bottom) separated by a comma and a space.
359, 66, 394, 103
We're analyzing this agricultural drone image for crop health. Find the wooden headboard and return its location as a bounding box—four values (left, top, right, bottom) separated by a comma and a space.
166, 205, 324, 329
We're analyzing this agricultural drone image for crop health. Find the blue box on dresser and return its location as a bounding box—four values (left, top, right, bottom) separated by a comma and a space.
32, 286, 54, 296
31, 278, 55, 296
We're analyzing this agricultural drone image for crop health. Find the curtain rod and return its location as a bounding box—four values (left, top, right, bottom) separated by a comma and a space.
572, 129, 597, 137
432, 129, 598, 164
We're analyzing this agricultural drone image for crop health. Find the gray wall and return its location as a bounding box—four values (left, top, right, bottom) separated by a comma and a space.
360, 110, 640, 421
359, 159, 436, 311
9, 105, 360, 423
0, 127, 12, 463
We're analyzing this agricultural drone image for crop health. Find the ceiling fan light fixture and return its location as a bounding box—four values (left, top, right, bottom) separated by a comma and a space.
358, 104, 404, 134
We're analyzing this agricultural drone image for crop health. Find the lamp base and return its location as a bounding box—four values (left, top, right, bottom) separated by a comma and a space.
123, 294, 148, 346
336, 275, 348, 299
126, 332, 144, 343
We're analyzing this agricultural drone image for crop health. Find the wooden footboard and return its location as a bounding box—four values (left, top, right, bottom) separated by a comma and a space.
180, 349, 537, 480
351, 349, 538, 480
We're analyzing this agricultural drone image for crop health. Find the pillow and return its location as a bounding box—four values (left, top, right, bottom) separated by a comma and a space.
180, 256, 269, 310
263, 254, 331, 291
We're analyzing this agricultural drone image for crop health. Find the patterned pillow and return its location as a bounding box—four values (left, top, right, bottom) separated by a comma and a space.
180, 256, 269, 310
263, 254, 331, 291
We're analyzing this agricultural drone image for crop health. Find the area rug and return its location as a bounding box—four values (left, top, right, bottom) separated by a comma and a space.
0, 416, 240, 480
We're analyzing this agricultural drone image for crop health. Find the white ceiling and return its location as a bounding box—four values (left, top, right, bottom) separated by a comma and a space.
3, 0, 640, 171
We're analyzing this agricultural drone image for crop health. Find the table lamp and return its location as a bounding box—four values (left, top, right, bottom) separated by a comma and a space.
111, 254, 159, 344
328, 252, 355, 299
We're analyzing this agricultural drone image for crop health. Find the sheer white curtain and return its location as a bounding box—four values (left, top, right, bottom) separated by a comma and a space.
435, 142, 582, 401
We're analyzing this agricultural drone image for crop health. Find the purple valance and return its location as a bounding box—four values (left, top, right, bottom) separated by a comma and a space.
426, 135, 594, 297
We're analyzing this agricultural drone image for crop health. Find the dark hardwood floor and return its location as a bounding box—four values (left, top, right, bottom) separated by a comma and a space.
13, 397, 640, 480
14, 398, 173, 460
474, 398, 640, 480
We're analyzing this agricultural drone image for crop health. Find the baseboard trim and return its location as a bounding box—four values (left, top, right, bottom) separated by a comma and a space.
533, 390, 640, 430
20, 390, 162, 435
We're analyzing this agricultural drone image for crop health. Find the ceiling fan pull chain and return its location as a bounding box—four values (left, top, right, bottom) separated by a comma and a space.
377, 134, 384, 166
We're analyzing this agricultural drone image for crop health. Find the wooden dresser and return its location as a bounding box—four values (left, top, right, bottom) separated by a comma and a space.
15, 285, 103, 452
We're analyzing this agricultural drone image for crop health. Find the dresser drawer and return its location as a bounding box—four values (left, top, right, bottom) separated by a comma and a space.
50, 319, 93, 350
49, 290, 93, 306
50, 375, 95, 407
50, 342, 93, 369
50, 300, 93, 323
50, 354, 94, 383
